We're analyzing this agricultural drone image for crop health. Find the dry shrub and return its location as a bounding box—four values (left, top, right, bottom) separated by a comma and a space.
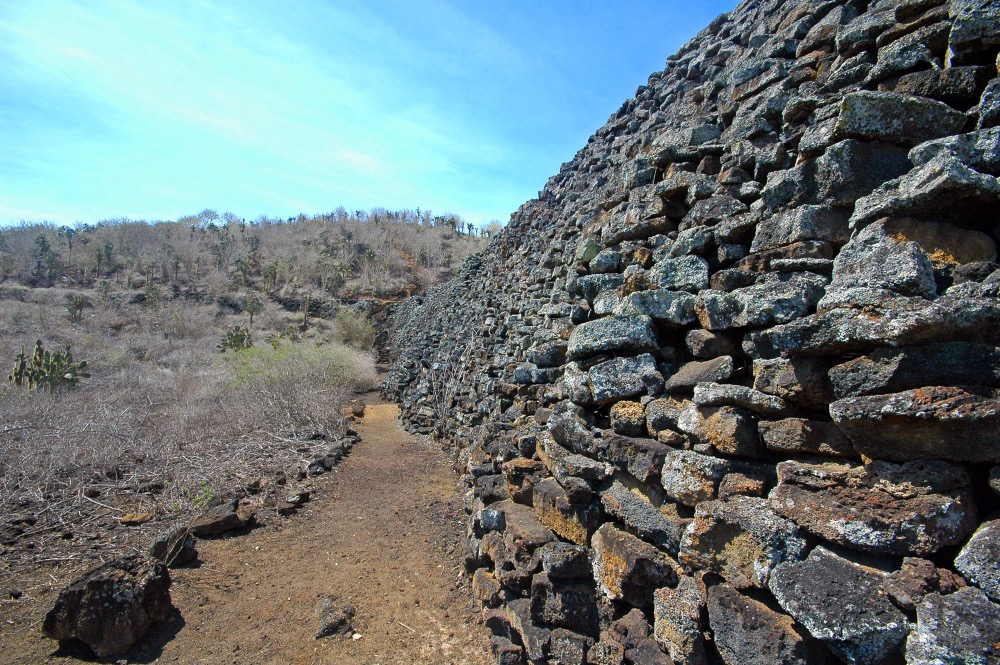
333, 310, 376, 351
0, 290, 376, 522
222, 341, 377, 440
0, 343, 375, 518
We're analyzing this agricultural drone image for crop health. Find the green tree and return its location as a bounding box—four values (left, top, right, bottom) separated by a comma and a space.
58, 225, 77, 273
42, 248, 61, 281
301, 292, 312, 331
242, 292, 263, 327
246, 234, 261, 259
95, 242, 114, 278
210, 235, 236, 271
143, 283, 163, 311
32, 235, 51, 277
78, 234, 91, 279
262, 263, 279, 293
0, 233, 9, 277
66, 294, 93, 323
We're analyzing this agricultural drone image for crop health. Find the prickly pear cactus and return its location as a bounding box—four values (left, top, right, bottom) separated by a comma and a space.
7, 340, 90, 391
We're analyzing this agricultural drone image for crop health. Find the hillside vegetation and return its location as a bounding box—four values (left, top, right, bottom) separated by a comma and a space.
0, 207, 492, 597
0, 207, 493, 298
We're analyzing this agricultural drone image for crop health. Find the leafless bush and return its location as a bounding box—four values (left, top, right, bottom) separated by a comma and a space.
425, 321, 482, 439
0, 207, 490, 300
0, 283, 377, 572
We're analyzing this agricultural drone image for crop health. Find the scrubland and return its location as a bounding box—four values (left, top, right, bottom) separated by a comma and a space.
0, 208, 489, 594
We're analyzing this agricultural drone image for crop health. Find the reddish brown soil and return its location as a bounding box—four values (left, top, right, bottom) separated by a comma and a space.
0, 402, 493, 665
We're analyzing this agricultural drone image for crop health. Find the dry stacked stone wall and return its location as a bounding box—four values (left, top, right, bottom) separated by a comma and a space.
384, 1, 1000, 663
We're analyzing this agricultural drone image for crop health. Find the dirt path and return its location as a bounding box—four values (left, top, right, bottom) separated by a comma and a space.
0, 401, 493, 665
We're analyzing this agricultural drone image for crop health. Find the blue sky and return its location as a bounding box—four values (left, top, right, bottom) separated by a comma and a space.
0, 1, 736, 227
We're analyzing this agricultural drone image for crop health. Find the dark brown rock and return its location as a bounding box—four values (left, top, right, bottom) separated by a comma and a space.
759, 139, 911, 211
830, 91, 968, 146
684, 329, 737, 359
550, 628, 593, 665
603, 433, 671, 485
566, 315, 660, 360
503, 598, 554, 664
615, 289, 698, 327
693, 382, 793, 418
660, 448, 734, 507
592, 523, 679, 608
717, 471, 767, 499
539, 542, 591, 580
825, 217, 937, 301
588, 636, 627, 665
956, 519, 1000, 602
490, 636, 525, 665
752, 356, 835, 410
830, 386, 1000, 463
530, 573, 599, 637
628, 638, 673, 665
677, 405, 764, 458
695, 278, 823, 332
908, 126, 1000, 178
746, 292, 1000, 360
734, 240, 833, 274
476, 473, 511, 503
905, 588, 1000, 664
600, 480, 686, 555
770, 459, 977, 557
948, 0, 1000, 64
315, 596, 356, 638
588, 354, 664, 405
148, 524, 196, 567
707, 583, 821, 665
189, 499, 254, 537
884, 557, 967, 611
828, 342, 1000, 398
663, 357, 734, 393
749, 205, 851, 253
43, 555, 173, 658
644, 396, 692, 438
879, 66, 993, 109
495, 500, 556, 590
502, 458, 547, 505
850, 154, 1000, 229
609, 400, 646, 436
473, 568, 505, 608
759, 418, 855, 457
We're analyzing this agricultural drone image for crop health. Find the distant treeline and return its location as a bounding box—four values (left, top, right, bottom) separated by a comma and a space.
0, 207, 501, 299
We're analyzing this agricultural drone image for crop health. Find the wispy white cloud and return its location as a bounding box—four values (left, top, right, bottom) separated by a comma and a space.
0, 0, 737, 225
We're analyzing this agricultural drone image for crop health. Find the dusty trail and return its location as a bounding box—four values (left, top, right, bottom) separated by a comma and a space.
1, 401, 493, 665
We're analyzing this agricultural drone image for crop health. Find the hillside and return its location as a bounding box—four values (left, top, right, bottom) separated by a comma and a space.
385, 0, 1000, 664
0, 208, 490, 299
0, 208, 487, 630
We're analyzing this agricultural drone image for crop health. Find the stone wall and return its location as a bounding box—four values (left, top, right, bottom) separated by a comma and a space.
384, 1, 1000, 663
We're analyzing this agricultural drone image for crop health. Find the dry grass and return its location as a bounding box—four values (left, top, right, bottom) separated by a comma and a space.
0, 281, 377, 595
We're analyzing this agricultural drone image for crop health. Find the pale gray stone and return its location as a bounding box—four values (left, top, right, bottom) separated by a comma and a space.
956, 520, 1000, 602
769, 547, 910, 665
